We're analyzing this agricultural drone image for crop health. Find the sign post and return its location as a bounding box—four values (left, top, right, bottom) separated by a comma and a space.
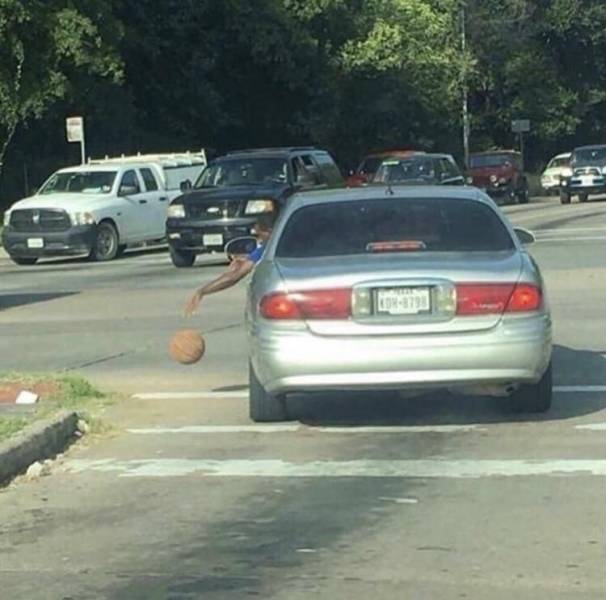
511, 119, 530, 170
66, 116, 86, 164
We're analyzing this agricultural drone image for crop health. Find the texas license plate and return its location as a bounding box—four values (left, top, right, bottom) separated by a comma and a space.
375, 287, 431, 315
580, 176, 594, 186
203, 234, 223, 247
27, 238, 44, 249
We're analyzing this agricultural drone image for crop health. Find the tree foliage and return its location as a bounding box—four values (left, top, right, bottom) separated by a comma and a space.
2, 0, 606, 206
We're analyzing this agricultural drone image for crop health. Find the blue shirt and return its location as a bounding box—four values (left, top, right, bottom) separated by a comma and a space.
248, 244, 265, 264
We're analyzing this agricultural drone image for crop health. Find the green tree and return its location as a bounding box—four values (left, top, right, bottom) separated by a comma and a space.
0, 0, 122, 171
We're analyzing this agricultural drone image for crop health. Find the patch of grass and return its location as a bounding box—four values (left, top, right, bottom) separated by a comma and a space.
0, 373, 116, 443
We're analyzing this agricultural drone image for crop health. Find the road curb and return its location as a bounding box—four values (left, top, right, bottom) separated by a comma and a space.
0, 411, 79, 485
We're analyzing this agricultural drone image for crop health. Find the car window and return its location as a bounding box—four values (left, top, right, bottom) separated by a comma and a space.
315, 153, 343, 186
373, 158, 438, 183
573, 148, 606, 166
276, 198, 514, 258
139, 168, 159, 191
440, 158, 461, 179
292, 156, 320, 187
358, 156, 384, 175
120, 170, 141, 193
39, 171, 117, 195
469, 155, 511, 168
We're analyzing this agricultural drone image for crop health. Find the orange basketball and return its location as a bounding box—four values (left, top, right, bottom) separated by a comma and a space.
169, 329, 206, 365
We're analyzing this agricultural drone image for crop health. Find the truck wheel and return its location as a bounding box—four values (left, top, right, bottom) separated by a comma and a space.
90, 221, 119, 261
510, 363, 552, 413
169, 247, 195, 268
560, 190, 571, 204
579, 193, 588, 203
249, 362, 287, 422
11, 256, 38, 266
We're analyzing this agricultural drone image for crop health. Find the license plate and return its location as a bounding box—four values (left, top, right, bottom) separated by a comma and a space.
375, 287, 431, 315
580, 176, 594, 186
27, 238, 44, 249
203, 234, 223, 247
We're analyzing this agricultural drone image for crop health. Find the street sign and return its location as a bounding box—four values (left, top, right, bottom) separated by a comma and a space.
66, 116, 86, 164
511, 119, 530, 133
66, 116, 84, 142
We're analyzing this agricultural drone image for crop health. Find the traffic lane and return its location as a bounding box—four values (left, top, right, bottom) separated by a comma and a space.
3, 424, 606, 599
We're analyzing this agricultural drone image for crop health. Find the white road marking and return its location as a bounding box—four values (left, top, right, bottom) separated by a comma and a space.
127, 424, 483, 435
575, 423, 606, 431
133, 387, 606, 401
554, 386, 606, 393
535, 236, 606, 243
63, 458, 606, 478
379, 497, 419, 504
132, 391, 249, 400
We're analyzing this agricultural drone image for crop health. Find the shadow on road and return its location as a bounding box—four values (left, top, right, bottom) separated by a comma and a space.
0, 292, 78, 310
287, 344, 606, 427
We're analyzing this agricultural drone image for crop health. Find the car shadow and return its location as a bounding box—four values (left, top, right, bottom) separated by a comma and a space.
286, 344, 606, 427
0, 292, 78, 310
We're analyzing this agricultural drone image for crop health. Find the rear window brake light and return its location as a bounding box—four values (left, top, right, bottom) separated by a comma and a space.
366, 240, 427, 253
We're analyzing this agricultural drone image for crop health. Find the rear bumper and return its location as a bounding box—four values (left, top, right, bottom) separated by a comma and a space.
1, 225, 96, 258
166, 218, 256, 253
250, 315, 552, 395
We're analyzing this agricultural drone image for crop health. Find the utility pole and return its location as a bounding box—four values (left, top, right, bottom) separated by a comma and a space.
460, 2, 470, 168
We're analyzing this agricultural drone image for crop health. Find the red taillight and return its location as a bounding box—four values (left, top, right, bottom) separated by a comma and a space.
456, 283, 541, 315
260, 289, 352, 320
506, 283, 542, 312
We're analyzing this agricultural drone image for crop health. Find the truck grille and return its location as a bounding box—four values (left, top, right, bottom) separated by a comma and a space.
10, 209, 71, 232
574, 167, 601, 176
185, 200, 243, 220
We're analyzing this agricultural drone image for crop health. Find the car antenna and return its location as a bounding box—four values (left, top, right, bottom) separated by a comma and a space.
385, 182, 394, 196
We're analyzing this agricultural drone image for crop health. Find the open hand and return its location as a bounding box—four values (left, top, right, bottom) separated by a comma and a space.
184, 290, 203, 317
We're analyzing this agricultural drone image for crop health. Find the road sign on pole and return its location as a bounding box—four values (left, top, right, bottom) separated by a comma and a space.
511, 119, 530, 170
66, 116, 86, 164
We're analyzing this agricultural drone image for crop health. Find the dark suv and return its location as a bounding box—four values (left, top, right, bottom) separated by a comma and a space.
166, 147, 343, 267
560, 145, 606, 204
467, 150, 529, 204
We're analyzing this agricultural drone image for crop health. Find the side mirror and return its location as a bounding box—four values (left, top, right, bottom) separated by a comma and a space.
514, 227, 535, 245
224, 236, 258, 257
119, 184, 139, 197
180, 179, 192, 193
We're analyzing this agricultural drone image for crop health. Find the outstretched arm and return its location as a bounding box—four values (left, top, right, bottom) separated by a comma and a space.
184, 258, 254, 317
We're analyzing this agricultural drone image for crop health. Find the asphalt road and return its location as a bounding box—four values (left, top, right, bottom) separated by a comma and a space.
2, 196, 606, 598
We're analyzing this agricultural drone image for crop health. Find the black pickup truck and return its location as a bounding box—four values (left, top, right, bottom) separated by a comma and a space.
165, 147, 343, 267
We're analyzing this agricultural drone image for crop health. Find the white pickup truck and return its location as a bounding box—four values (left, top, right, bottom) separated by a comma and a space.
1, 152, 206, 264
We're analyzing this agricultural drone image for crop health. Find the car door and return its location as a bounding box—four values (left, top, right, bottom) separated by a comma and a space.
139, 166, 168, 239
116, 169, 149, 241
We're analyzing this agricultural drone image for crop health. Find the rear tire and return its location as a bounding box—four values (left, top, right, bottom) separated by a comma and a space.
90, 221, 119, 261
10, 256, 38, 266
560, 190, 571, 204
249, 362, 287, 422
170, 246, 196, 268
511, 363, 552, 413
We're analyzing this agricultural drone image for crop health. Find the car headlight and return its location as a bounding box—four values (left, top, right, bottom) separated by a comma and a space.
490, 174, 498, 183
70, 212, 96, 226
245, 199, 274, 214
498, 177, 509, 185
167, 204, 186, 218
3, 211, 10, 227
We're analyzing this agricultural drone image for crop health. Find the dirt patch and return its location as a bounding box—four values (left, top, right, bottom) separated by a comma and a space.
0, 381, 61, 404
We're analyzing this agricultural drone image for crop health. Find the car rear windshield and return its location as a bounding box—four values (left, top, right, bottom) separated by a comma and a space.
276, 198, 514, 258
373, 158, 438, 184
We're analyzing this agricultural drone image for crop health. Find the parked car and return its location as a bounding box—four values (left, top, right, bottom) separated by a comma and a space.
243, 185, 552, 422
540, 152, 571, 195
467, 150, 529, 204
346, 149, 422, 187
1, 152, 206, 265
372, 153, 465, 186
166, 147, 343, 268
559, 145, 606, 204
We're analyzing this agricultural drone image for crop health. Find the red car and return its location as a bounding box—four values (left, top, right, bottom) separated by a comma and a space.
467, 150, 529, 204
346, 149, 423, 187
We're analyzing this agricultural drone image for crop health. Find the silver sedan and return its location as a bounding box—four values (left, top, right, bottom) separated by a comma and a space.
245, 186, 552, 422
